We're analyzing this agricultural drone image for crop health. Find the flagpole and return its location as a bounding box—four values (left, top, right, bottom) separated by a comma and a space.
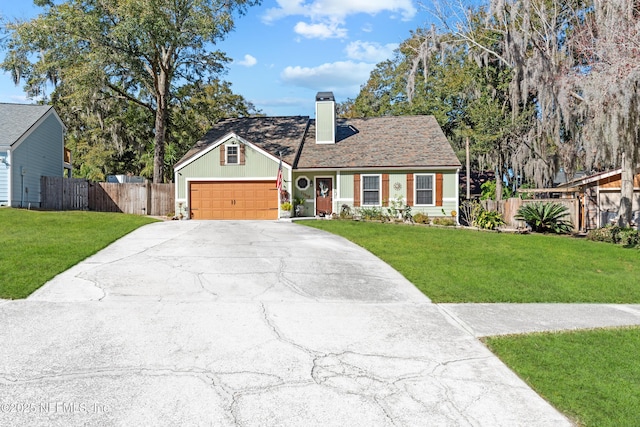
276, 151, 283, 205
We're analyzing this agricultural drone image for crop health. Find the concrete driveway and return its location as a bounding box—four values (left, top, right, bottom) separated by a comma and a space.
0, 221, 571, 426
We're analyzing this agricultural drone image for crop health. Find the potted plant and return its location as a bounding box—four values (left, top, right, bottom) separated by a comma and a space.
280, 201, 293, 218
293, 197, 306, 217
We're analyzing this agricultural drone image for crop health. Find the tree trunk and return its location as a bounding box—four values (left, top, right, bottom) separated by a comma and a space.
153, 73, 169, 184
466, 136, 471, 200
153, 108, 166, 184
495, 152, 504, 201
618, 150, 636, 227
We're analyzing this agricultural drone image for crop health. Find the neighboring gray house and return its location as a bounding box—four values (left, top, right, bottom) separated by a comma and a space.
174, 92, 461, 220
0, 103, 68, 207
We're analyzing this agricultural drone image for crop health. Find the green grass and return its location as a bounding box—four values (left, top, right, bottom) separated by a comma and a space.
484, 327, 640, 427
302, 220, 640, 425
0, 209, 157, 299
301, 220, 640, 303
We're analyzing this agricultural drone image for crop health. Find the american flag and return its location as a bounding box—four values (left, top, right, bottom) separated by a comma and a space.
276, 158, 283, 192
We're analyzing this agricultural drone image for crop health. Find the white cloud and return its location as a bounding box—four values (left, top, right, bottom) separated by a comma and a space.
236, 54, 257, 67
0, 94, 30, 104
264, 0, 417, 23
263, 0, 306, 22
281, 60, 375, 95
294, 21, 347, 39
345, 41, 398, 63
255, 97, 310, 107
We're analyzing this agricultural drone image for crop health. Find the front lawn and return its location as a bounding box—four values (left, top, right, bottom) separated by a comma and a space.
0, 209, 156, 299
302, 220, 640, 426
302, 220, 640, 303
485, 327, 640, 427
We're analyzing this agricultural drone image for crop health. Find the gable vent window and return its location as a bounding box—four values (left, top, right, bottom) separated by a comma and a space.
226, 145, 239, 165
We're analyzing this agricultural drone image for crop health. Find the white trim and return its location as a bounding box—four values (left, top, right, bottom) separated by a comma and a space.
361, 174, 382, 207
186, 176, 276, 183
413, 173, 436, 207
295, 175, 311, 191
336, 170, 341, 201
174, 132, 292, 172
225, 144, 240, 165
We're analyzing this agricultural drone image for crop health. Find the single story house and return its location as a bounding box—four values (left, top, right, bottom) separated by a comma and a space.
556, 168, 640, 229
0, 103, 69, 208
174, 92, 461, 220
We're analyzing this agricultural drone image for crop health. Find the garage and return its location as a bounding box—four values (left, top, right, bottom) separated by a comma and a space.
189, 181, 278, 220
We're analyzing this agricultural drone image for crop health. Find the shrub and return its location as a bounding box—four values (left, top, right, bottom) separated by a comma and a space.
413, 213, 430, 224
619, 228, 640, 247
459, 200, 482, 226
340, 204, 352, 219
432, 216, 456, 226
587, 226, 640, 247
515, 202, 573, 234
586, 226, 616, 243
480, 180, 513, 200
474, 209, 505, 230
359, 206, 382, 221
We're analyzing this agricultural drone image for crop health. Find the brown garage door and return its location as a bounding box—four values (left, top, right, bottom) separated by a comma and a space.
189, 181, 278, 220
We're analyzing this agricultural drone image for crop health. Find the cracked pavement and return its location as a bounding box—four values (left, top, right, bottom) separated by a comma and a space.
0, 220, 575, 426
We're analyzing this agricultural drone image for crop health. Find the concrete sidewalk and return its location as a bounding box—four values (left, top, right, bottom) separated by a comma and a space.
1, 221, 637, 426
439, 303, 640, 337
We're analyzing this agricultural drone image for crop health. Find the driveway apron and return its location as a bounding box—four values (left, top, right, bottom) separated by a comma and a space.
1, 221, 571, 426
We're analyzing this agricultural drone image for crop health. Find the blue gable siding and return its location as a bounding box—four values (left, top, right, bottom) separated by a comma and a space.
0, 151, 8, 205
10, 112, 63, 207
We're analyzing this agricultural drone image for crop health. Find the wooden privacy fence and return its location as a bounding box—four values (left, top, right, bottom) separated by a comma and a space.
41, 176, 174, 216
481, 197, 579, 231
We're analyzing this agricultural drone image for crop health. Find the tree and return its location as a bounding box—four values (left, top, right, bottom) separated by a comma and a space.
565, 1, 640, 226
2, 0, 260, 183
414, 0, 639, 224
406, 17, 538, 200
347, 31, 484, 163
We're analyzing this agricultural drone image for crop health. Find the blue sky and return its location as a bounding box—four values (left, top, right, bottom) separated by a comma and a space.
0, 0, 434, 117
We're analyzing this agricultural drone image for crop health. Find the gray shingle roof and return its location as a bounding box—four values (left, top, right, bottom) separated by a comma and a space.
0, 103, 54, 147
177, 116, 310, 167
176, 114, 461, 170
296, 115, 461, 169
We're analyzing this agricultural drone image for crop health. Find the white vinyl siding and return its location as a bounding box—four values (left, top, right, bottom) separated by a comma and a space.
415, 174, 434, 206
362, 174, 381, 206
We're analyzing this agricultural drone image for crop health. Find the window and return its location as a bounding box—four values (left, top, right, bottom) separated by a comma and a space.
415, 174, 434, 205
362, 175, 381, 205
296, 176, 310, 191
226, 145, 239, 164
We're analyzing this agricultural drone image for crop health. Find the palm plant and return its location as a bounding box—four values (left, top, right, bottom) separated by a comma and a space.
515, 202, 573, 234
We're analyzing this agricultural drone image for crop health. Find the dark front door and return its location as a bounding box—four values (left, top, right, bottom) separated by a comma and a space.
315, 177, 333, 216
